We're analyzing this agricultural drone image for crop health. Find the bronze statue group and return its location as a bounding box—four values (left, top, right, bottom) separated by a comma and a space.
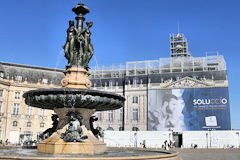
63, 20, 94, 70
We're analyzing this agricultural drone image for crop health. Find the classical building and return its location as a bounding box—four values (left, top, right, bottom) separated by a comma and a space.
0, 63, 64, 143
0, 33, 229, 143
90, 33, 229, 132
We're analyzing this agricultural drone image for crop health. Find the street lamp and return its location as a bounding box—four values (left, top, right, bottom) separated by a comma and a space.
19, 128, 22, 145
206, 133, 208, 148
236, 132, 239, 148
134, 132, 138, 148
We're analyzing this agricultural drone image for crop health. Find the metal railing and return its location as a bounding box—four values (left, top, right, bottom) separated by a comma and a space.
90, 55, 226, 78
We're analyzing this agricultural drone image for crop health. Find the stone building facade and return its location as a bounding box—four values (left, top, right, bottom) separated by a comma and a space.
0, 62, 63, 143
90, 60, 228, 132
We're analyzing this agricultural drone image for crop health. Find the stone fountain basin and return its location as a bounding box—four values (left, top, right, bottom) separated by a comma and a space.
23, 88, 125, 111
0, 147, 180, 160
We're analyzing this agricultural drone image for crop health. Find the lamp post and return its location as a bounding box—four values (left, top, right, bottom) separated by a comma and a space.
206, 133, 208, 148
19, 128, 21, 145
134, 132, 138, 148
209, 130, 212, 148
169, 132, 172, 142
236, 132, 239, 148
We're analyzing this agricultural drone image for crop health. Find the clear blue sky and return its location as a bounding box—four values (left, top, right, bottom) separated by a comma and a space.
0, 0, 240, 129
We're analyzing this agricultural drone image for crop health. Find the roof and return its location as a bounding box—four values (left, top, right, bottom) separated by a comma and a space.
0, 62, 64, 85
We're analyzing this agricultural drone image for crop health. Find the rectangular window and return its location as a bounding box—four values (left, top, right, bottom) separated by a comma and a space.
40, 109, 45, 117
40, 123, 44, 128
0, 101, 2, 114
96, 112, 102, 121
26, 106, 33, 116
15, 76, 22, 82
108, 110, 113, 122
109, 80, 113, 89
133, 77, 138, 87
24, 131, 33, 137
0, 72, 4, 78
42, 78, 48, 84
27, 122, 32, 127
119, 108, 123, 121
132, 96, 138, 104
13, 103, 20, 115
15, 92, 20, 99
0, 90, 3, 97
37, 132, 42, 141
132, 108, 139, 121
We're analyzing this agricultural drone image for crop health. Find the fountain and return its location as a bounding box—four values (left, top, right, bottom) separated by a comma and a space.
0, 1, 180, 159
23, 1, 125, 155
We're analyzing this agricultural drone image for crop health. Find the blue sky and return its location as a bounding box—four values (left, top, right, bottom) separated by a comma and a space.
0, 0, 240, 129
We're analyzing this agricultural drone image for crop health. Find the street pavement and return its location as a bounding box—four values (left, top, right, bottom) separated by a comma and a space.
174, 148, 240, 160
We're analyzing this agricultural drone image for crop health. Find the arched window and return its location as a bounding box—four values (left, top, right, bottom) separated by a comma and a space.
106, 127, 114, 131
13, 121, 18, 126
119, 127, 124, 131
132, 127, 139, 131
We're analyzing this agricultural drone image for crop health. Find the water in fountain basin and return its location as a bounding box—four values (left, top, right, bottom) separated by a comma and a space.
0, 148, 168, 158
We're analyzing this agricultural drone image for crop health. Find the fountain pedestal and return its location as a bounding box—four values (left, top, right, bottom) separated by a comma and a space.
61, 67, 91, 89
37, 108, 107, 154
38, 126, 106, 154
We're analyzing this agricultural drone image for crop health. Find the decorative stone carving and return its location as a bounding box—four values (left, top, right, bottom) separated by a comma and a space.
90, 116, 103, 138
39, 114, 59, 140
163, 76, 211, 89
61, 111, 88, 142
61, 67, 91, 89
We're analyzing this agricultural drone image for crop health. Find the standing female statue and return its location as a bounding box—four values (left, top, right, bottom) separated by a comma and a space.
80, 21, 94, 70
63, 20, 78, 66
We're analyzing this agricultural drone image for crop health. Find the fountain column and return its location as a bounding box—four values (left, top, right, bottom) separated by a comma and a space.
61, 2, 92, 89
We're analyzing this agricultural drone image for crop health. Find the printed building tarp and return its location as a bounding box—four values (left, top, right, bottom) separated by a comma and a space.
148, 88, 231, 131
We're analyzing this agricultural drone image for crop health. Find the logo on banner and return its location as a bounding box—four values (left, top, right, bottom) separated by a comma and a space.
193, 97, 228, 106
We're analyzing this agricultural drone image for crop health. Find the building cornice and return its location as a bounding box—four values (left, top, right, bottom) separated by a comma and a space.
0, 61, 63, 73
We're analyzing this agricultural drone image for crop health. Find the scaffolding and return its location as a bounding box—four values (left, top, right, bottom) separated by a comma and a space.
170, 33, 191, 57
89, 55, 226, 78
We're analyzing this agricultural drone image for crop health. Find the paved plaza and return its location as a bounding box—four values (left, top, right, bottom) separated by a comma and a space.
174, 149, 240, 160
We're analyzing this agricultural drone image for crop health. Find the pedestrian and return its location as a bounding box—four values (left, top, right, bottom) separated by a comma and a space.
5, 139, 8, 145
164, 140, 169, 150
143, 140, 146, 148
